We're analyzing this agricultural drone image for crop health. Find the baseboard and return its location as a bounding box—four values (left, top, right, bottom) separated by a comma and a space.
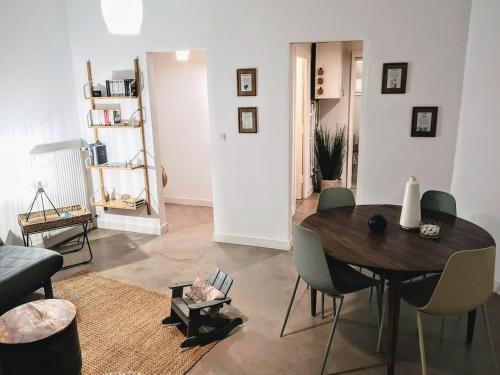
213, 232, 291, 251
164, 196, 213, 207
495, 279, 500, 295
97, 218, 162, 235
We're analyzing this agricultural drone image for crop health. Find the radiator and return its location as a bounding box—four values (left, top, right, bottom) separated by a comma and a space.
30, 139, 93, 247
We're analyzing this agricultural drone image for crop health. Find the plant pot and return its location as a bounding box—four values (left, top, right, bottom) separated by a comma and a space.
321, 179, 343, 191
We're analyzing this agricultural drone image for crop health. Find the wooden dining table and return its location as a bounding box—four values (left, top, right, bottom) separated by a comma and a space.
301, 204, 495, 375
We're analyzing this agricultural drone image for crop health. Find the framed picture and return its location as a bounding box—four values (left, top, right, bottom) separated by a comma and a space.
381, 62, 408, 94
237, 68, 257, 96
411, 107, 438, 137
238, 107, 258, 133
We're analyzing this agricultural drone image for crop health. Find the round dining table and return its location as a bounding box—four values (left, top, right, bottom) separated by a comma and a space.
301, 204, 495, 375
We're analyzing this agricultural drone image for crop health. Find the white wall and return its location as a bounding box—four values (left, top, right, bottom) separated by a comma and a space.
148, 50, 212, 207
63, 0, 471, 249
0, 0, 80, 243
451, 0, 500, 290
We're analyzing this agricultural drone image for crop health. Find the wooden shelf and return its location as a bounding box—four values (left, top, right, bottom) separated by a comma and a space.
86, 96, 138, 100
88, 123, 141, 129
91, 200, 146, 211
87, 163, 144, 171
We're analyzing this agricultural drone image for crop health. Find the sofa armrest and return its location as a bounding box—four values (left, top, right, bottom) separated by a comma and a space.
187, 298, 232, 310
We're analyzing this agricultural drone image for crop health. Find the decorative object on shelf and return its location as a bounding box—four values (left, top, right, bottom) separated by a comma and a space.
101, 0, 143, 35
419, 223, 440, 239
368, 214, 388, 233
238, 107, 258, 133
315, 125, 346, 190
317, 67, 324, 76
90, 109, 121, 126
317, 87, 323, 96
411, 106, 438, 137
317, 77, 323, 84
381, 62, 408, 94
92, 90, 102, 97
85, 58, 151, 215
236, 68, 257, 96
88, 143, 108, 165
400, 176, 421, 230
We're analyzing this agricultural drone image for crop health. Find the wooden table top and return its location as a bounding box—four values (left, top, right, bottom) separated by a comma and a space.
301, 204, 495, 272
0, 299, 76, 344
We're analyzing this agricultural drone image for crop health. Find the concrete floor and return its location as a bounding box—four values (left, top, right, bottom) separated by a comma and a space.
57, 200, 500, 375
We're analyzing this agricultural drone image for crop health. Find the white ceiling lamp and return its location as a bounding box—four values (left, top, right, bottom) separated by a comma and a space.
175, 50, 190, 61
101, 0, 143, 35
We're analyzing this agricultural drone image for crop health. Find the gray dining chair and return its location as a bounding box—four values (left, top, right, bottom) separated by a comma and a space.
421, 190, 457, 216
280, 224, 382, 375
378, 247, 497, 375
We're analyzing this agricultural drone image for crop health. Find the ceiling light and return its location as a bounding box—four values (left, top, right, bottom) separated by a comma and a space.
175, 50, 190, 61
101, 0, 143, 35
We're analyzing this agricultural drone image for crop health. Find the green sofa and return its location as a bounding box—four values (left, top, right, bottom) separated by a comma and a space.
0, 240, 63, 314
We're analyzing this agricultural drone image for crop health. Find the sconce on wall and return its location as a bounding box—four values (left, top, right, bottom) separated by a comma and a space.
101, 0, 143, 35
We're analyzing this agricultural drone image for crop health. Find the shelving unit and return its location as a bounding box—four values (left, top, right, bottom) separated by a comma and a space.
85, 58, 151, 215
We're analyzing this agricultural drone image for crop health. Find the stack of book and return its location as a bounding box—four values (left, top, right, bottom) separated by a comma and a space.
90, 109, 121, 126
106, 79, 137, 97
123, 198, 145, 208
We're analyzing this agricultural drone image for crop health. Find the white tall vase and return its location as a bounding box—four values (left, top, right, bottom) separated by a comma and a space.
400, 176, 421, 230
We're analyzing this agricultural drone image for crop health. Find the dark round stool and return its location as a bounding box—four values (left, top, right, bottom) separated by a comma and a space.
0, 299, 82, 375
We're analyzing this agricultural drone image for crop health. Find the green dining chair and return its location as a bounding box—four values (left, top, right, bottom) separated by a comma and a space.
378, 247, 497, 375
280, 224, 382, 375
420, 190, 457, 216
317, 187, 356, 213
316, 187, 357, 316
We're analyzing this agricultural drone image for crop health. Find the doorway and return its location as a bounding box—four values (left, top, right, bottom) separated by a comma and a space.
290, 41, 363, 215
147, 50, 213, 226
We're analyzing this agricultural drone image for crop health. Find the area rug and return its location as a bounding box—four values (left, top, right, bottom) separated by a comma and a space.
52, 272, 216, 375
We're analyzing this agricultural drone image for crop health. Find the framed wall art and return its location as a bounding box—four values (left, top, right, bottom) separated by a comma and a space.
238, 107, 258, 133
411, 107, 438, 137
237, 68, 257, 96
381, 62, 408, 94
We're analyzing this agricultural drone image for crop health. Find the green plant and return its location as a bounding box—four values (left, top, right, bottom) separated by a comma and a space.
315, 125, 346, 180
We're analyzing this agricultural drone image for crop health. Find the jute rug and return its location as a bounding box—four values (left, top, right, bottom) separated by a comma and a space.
52, 272, 217, 375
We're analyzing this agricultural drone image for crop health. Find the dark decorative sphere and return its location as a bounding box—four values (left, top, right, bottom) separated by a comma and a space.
368, 214, 387, 232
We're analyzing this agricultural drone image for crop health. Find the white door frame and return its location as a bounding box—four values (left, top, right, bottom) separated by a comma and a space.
347, 50, 363, 189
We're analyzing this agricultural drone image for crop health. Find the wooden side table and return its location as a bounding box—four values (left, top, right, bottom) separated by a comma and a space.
17, 204, 93, 269
0, 299, 82, 375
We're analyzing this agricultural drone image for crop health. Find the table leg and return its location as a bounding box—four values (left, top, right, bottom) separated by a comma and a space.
311, 287, 317, 317
467, 309, 477, 344
387, 272, 402, 375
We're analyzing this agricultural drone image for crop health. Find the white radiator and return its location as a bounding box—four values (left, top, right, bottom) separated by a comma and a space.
30, 139, 93, 246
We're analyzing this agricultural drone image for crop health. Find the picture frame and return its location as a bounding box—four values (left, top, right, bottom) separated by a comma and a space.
411, 107, 438, 137
237, 68, 257, 96
381, 62, 408, 94
238, 107, 258, 133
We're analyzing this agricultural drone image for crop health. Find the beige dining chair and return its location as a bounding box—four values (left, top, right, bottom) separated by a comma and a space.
378, 246, 497, 375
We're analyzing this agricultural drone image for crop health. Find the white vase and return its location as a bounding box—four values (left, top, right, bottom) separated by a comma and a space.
321, 179, 343, 191
400, 176, 421, 230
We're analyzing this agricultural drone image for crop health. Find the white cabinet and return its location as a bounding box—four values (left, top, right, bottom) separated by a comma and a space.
315, 42, 342, 99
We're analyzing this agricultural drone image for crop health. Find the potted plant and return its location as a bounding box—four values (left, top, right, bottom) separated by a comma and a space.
315, 125, 346, 190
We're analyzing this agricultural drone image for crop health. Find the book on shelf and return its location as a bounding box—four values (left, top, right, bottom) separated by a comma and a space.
123, 198, 145, 207
105, 79, 137, 97
90, 109, 121, 126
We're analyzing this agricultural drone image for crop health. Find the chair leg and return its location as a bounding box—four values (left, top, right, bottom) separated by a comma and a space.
369, 272, 376, 303
376, 283, 382, 327
333, 296, 337, 316
43, 278, 54, 299
321, 292, 325, 319
377, 294, 386, 353
416, 311, 428, 375
320, 296, 344, 375
280, 275, 301, 337
481, 304, 498, 372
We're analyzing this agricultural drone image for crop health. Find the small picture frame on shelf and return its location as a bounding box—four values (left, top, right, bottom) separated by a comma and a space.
411, 107, 438, 137
381, 62, 408, 94
237, 68, 257, 96
238, 107, 258, 133
92, 90, 102, 97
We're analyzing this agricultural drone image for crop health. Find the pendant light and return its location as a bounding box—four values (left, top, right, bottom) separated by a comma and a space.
101, 0, 143, 35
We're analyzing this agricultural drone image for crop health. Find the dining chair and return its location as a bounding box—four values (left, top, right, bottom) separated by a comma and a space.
420, 190, 457, 216
378, 246, 497, 375
316, 187, 357, 316
280, 224, 382, 375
